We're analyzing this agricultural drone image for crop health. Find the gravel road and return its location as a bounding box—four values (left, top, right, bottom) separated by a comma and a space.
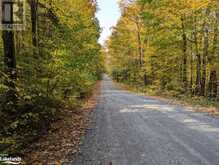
72, 75, 219, 165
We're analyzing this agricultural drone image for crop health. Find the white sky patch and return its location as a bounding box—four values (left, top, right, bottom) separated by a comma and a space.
96, 0, 121, 45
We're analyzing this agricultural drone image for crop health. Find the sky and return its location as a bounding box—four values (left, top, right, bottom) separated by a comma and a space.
96, 0, 121, 45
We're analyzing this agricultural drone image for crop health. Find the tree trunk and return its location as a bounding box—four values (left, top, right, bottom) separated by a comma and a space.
208, 11, 218, 99
1, 1, 17, 105
194, 16, 201, 96
201, 8, 210, 96
195, 53, 202, 96
190, 43, 194, 95
208, 70, 217, 99
2, 31, 17, 104
30, 0, 39, 54
136, 21, 143, 67
181, 15, 188, 91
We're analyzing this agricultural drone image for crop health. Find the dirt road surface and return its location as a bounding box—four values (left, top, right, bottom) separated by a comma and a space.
70, 75, 219, 165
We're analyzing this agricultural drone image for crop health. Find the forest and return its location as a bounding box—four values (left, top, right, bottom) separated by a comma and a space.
0, 0, 103, 155
1, 0, 219, 163
108, 0, 219, 102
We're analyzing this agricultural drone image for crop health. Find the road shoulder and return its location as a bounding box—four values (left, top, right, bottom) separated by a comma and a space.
23, 81, 101, 164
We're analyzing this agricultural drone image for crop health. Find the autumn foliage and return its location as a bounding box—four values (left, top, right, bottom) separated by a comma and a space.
108, 0, 219, 100
0, 0, 103, 155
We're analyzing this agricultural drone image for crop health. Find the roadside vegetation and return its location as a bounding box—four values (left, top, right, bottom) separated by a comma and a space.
107, 0, 219, 109
0, 0, 103, 156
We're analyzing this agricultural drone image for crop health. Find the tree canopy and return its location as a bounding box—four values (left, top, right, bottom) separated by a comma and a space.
108, 0, 219, 99
0, 0, 103, 154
